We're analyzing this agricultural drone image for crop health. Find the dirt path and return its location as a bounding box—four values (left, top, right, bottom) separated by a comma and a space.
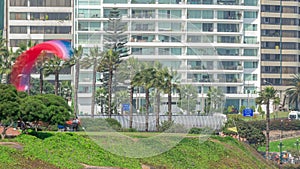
0, 142, 23, 150
81, 163, 127, 169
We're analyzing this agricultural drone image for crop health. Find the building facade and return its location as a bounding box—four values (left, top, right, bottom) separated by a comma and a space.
75, 0, 261, 115
4, 0, 73, 81
0, 0, 4, 33
261, 0, 300, 109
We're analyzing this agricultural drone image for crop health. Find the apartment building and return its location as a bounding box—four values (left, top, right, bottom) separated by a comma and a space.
0, 0, 4, 33
261, 0, 300, 109
75, 0, 261, 115
4, 0, 73, 81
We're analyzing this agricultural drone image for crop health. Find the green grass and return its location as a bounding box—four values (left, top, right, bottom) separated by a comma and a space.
0, 132, 277, 169
258, 137, 300, 152
242, 111, 289, 121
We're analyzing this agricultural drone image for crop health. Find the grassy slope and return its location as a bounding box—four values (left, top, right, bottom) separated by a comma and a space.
0, 133, 276, 169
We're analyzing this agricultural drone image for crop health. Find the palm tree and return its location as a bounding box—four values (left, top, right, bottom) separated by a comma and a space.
116, 57, 141, 128
178, 84, 198, 115
34, 51, 48, 94
255, 86, 279, 161
286, 74, 300, 110
43, 56, 72, 95
157, 67, 180, 121
95, 87, 107, 114
98, 49, 123, 118
68, 46, 83, 116
206, 87, 225, 114
132, 67, 157, 132
81, 47, 102, 118
115, 90, 130, 115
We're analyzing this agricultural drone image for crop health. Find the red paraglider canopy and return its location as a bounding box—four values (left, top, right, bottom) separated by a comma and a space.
10, 40, 73, 91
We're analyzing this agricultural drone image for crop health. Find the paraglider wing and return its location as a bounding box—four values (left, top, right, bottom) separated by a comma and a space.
10, 40, 73, 91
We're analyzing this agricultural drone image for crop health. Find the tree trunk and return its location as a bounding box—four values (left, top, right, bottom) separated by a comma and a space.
281, 94, 286, 110
74, 60, 80, 116
91, 58, 97, 118
168, 90, 172, 122
129, 85, 134, 129
266, 100, 270, 160
145, 89, 149, 132
108, 69, 113, 118
54, 71, 59, 95
155, 90, 160, 132
1, 127, 8, 140
27, 74, 30, 95
39, 68, 43, 94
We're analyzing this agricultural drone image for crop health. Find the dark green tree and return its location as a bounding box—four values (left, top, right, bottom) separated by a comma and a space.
20, 96, 46, 132
0, 84, 22, 139
34, 94, 72, 128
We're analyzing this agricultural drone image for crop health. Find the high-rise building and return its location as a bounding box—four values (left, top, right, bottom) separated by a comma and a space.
261, 0, 299, 109
75, 0, 261, 115
4, 0, 73, 82
0, 0, 4, 33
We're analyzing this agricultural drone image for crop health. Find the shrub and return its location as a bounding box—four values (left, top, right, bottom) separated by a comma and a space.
158, 121, 188, 133
188, 127, 214, 135
105, 118, 122, 131
120, 128, 137, 132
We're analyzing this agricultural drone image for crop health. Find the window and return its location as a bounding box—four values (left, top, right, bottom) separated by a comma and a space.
202, 23, 213, 32
10, 26, 27, 34
244, 62, 258, 69
244, 74, 257, 81
243, 49, 257, 56
244, 24, 257, 31
10, 0, 27, 6
10, 13, 27, 20
244, 36, 257, 44
244, 11, 257, 18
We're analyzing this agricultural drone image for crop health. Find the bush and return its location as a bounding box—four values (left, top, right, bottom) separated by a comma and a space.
188, 127, 214, 135
247, 118, 300, 131
105, 118, 122, 131
158, 121, 188, 133
223, 118, 265, 149
120, 128, 137, 132
80, 118, 122, 131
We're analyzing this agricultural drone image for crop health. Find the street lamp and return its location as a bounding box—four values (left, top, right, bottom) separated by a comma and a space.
296, 139, 299, 153
279, 119, 284, 164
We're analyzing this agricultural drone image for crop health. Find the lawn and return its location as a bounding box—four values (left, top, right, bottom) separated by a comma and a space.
241, 111, 289, 121
258, 137, 300, 153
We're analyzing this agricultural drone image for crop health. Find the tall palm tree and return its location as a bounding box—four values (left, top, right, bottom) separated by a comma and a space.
43, 56, 72, 95
67, 46, 83, 116
81, 47, 102, 118
95, 87, 107, 114
34, 51, 48, 94
157, 67, 180, 121
132, 67, 157, 132
116, 57, 141, 128
255, 86, 279, 161
178, 84, 198, 115
286, 74, 300, 110
0, 36, 9, 83
206, 87, 225, 114
98, 49, 123, 118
